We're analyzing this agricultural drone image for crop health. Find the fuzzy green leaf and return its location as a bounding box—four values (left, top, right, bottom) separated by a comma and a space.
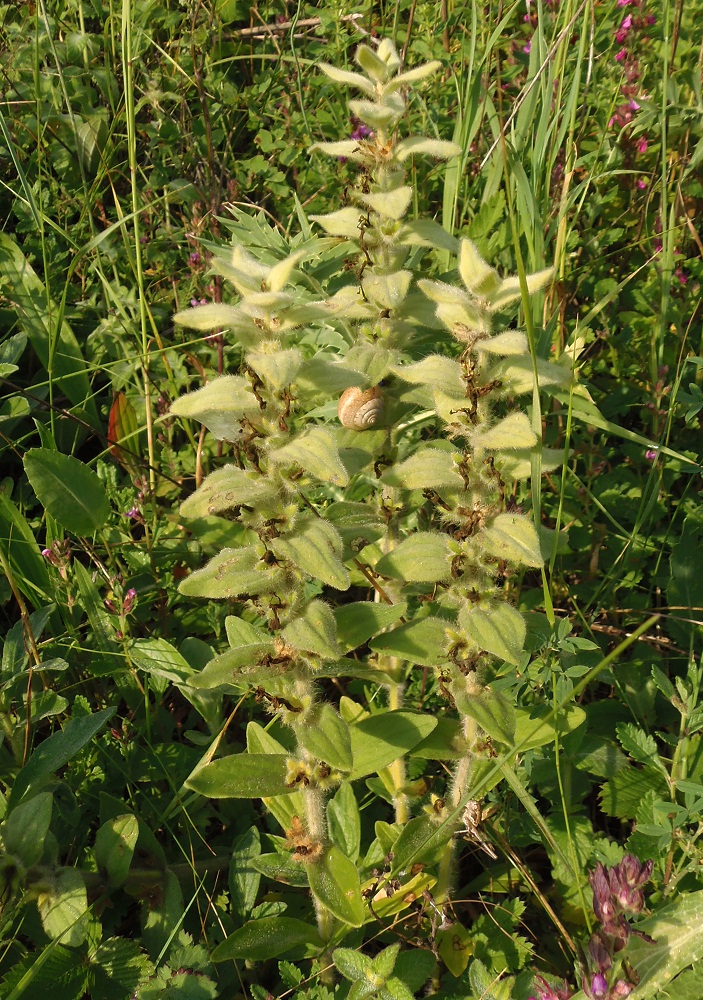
362, 269, 413, 310
38, 867, 88, 947
459, 601, 526, 665
272, 517, 350, 590
282, 599, 341, 658
309, 207, 366, 236
381, 449, 464, 490
477, 330, 529, 354
249, 852, 309, 887
317, 63, 377, 96
453, 685, 516, 745
173, 302, 251, 332
334, 601, 407, 652
180, 465, 278, 518
298, 704, 353, 771
392, 355, 465, 396
395, 137, 461, 161
473, 413, 538, 450
358, 186, 413, 220
178, 545, 282, 599
333, 948, 372, 980
270, 427, 349, 487
375, 532, 454, 582
170, 375, 259, 441
369, 617, 449, 665
481, 513, 544, 567
246, 347, 303, 388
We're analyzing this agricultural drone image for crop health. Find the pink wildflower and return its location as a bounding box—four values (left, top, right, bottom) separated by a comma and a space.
636, 136, 648, 153
675, 268, 688, 286
637, 178, 648, 189
615, 48, 627, 61
629, 98, 640, 111
524, 39, 532, 53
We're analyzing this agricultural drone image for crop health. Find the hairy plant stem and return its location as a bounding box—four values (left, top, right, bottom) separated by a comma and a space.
436, 714, 479, 903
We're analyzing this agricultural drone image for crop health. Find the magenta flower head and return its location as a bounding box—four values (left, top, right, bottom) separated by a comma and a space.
609, 855, 653, 912
610, 982, 633, 998
636, 137, 648, 153
590, 974, 608, 999
615, 47, 627, 61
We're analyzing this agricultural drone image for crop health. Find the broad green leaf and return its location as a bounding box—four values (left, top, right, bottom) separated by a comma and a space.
375, 533, 454, 583
10, 707, 115, 807
37, 867, 88, 947
333, 948, 372, 980
410, 717, 465, 759
459, 601, 526, 665
489, 266, 554, 312
129, 637, 193, 685
369, 871, 436, 920
170, 375, 259, 440
626, 889, 703, 998
2, 791, 52, 867
246, 724, 304, 830
282, 600, 340, 659
394, 950, 437, 993
487, 355, 571, 395
334, 601, 407, 652
473, 413, 537, 450
496, 446, 564, 481
270, 427, 349, 487
390, 815, 451, 873
250, 852, 309, 887
185, 753, 293, 799
298, 704, 352, 771
308, 846, 364, 927
386, 60, 442, 89
513, 704, 587, 752
189, 642, 274, 690
356, 41, 397, 80
140, 869, 184, 959
267, 250, 306, 293
178, 545, 282, 599
381, 449, 464, 490
327, 782, 361, 862
213, 916, 322, 962
349, 97, 405, 132
392, 355, 465, 396
94, 815, 139, 886
272, 518, 350, 590
370, 617, 449, 666
310, 205, 367, 233
481, 513, 543, 567
229, 826, 261, 917
180, 465, 278, 518
436, 921, 473, 977
350, 711, 437, 779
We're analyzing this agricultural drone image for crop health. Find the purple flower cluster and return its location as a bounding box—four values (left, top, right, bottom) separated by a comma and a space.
608, 3, 655, 155
583, 856, 654, 999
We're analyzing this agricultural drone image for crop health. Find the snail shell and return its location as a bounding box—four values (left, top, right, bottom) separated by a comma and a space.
338, 386, 384, 430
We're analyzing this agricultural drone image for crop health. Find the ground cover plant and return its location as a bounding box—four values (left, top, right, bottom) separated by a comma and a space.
1, 2, 703, 999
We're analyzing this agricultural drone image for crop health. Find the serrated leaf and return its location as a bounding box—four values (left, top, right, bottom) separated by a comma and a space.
24, 449, 110, 535
333, 947, 373, 980
381, 449, 464, 490
350, 711, 437, 779
459, 601, 526, 665
600, 764, 669, 819
375, 533, 454, 582
308, 846, 364, 926
481, 513, 543, 567
473, 413, 537, 450
616, 723, 664, 769
270, 427, 349, 487
272, 517, 350, 590
170, 376, 259, 440
370, 617, 449, 665
213, 916, 322, 961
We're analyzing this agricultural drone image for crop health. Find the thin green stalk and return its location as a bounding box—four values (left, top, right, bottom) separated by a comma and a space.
121, 0, 156, 492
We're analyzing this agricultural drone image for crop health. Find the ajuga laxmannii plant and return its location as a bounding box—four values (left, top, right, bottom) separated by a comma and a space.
171, 39, 573, 970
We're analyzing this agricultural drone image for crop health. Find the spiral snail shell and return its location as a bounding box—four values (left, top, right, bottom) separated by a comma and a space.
337, 386, 384, 430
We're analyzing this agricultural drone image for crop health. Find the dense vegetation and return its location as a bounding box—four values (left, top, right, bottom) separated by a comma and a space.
1, 2, 703, 999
